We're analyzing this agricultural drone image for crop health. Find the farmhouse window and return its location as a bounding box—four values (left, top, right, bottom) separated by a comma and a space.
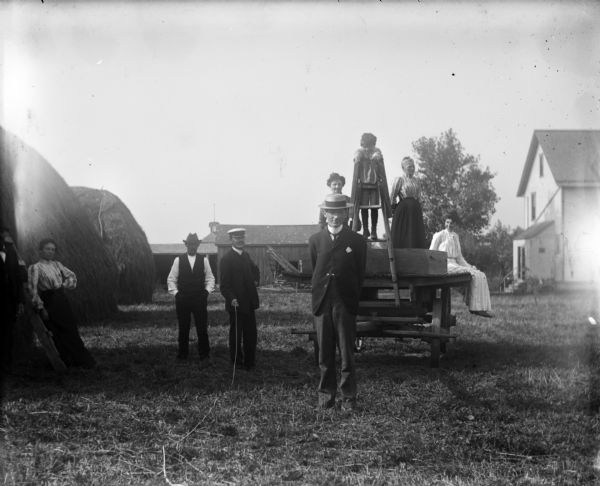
539, 153, 544, 177
531, 192, 536, 221
517, 246, 526, 280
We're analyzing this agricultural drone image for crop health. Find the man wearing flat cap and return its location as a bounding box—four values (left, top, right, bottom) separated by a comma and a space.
309, 194, 367, 411
219, 228, 260, 371
167, 233, 215, 368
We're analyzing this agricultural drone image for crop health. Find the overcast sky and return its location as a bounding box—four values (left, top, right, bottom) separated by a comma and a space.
2, 1, 599, 243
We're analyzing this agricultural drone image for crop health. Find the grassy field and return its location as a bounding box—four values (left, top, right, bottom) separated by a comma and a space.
1, 287, 599, 485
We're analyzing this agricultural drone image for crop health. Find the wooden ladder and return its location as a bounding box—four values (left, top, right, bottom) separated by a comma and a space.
351, 179, 399, 306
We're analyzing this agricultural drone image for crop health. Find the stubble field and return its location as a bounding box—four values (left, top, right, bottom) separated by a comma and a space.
1, 287, 599, 485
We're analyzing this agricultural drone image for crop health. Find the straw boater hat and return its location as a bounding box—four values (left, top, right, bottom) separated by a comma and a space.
319, 193, 354, 210
228, 228, 246, 237
183, 233, 201, 245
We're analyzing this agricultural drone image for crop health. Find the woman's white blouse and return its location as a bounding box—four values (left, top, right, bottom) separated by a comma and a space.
28, 260, 77, 309
429, 230, 469, 267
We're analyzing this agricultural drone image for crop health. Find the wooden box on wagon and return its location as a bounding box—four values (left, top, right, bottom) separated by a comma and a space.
366, 245, 447, 277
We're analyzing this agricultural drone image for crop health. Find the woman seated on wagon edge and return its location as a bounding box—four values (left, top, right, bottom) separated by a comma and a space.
429, 214, 493, 318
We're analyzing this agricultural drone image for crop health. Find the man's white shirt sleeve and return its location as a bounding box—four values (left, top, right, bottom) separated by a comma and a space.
204, 257, 215, 293
167, 257, 180, 295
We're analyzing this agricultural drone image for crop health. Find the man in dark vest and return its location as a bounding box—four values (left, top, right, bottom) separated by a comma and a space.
167, 233, 215, 369
219, 228, 260, 371
309, 194, 367, 411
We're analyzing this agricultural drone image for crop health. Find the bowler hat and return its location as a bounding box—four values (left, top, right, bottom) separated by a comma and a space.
183, 233, 201, 245
319, 194, 354, 210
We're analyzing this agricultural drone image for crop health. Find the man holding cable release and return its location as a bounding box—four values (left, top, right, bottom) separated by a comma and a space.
219, 228, 260, 371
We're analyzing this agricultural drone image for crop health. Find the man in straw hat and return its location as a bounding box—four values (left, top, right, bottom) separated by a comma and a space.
309, 194, 367, 411
167, 233, 215, 369
219, 228, 260, 371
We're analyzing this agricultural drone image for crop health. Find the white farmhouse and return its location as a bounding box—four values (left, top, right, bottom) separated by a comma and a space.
513, 129, 600, 287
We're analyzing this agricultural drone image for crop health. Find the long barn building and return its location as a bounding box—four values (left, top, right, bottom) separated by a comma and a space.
214, 224, 320, 286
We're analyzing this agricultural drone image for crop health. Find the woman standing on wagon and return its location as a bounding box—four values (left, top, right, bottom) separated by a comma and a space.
28, 238, 96, 368
390, 156, 426, 249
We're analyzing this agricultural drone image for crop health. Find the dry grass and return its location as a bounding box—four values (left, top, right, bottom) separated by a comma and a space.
1, 288, 599, 485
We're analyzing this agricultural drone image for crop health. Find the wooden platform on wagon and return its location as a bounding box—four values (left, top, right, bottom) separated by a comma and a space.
284, 243, 472, 368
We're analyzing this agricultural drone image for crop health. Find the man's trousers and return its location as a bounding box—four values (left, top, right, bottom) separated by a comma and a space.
175, 291, 209, 359
314, 285, 357, 404
228, 308, 257, 369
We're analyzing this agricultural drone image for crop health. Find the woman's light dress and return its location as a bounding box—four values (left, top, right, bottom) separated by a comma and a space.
429, 229, 492, 312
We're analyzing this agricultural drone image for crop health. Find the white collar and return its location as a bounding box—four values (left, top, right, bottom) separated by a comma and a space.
327, 225, 343, 235
232, 247, 243, 255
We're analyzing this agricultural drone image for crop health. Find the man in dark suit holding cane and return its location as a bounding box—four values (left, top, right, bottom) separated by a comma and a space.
219, 228, 260, 371
309, 194, 367, 411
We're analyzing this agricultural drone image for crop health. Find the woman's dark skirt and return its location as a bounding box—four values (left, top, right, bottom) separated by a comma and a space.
40, 289, 96, 368
391, 197, 426, 249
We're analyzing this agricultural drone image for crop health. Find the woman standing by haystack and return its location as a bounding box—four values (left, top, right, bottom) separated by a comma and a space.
28, 238, 96, 368
390, 156, 426, 249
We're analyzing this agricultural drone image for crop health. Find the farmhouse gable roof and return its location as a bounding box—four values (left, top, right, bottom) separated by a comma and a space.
516, 129, 600, 197
214, 224, 321, 246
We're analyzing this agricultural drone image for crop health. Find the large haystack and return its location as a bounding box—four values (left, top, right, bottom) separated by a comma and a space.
72, 187, 155, 304
0, 126, 119, 322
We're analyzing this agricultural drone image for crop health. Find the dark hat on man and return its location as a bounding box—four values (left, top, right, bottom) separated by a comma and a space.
319, 194, 354, 210
183, 233, 201, 245
227, 228, 246, 237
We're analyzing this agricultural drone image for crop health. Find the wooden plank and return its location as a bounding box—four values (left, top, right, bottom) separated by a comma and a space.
30, 313, 67, 373
357, 316, 427, 323
380, 330, 456, 339
266, 246, 301, 275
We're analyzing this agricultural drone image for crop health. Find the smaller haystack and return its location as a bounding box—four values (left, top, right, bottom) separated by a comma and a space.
72, 187, 155, 304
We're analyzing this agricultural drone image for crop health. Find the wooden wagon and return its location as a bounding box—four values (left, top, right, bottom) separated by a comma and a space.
280, 243, 472, 368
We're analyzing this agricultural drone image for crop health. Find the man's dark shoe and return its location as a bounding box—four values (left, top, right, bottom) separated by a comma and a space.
318, 394, 335, 409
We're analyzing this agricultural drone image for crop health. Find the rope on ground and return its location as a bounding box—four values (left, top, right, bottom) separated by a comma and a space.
162, 446, 188, 486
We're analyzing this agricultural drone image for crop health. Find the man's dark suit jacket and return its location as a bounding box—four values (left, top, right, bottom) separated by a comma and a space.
219, 249, 260, 314
0, 243, 25, 319
308, 226, 367, 316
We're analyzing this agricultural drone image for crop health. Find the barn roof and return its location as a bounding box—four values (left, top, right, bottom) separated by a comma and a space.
151, 240, 217, 256
513, 220, 554, 240
214, 224, 321, 246
517, 129, 600, 197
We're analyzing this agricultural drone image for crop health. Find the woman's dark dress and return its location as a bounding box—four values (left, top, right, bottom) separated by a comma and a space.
390, 176, 426, 249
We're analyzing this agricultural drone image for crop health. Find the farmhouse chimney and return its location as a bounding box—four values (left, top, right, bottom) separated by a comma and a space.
209, 221, 219, 234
